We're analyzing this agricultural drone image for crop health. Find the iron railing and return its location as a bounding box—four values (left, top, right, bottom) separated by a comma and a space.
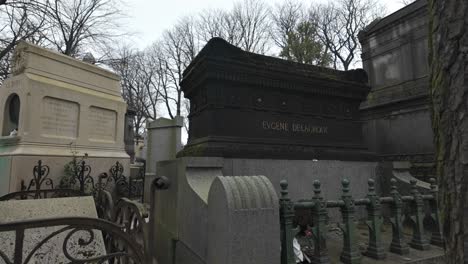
279, 178, 444, 264
0, 217, 145, 264
0, 160, 82, 201
0, 176, 171, 264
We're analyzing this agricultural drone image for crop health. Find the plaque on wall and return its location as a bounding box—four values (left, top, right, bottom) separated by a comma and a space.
40, 97, 79, 139
88, 106, 117, 142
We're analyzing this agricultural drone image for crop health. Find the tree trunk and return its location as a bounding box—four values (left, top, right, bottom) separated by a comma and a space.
429, 0, 468, 262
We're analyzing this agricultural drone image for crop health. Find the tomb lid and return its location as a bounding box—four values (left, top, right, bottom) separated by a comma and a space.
11, 41, 121, 97
181, 37, 370, 100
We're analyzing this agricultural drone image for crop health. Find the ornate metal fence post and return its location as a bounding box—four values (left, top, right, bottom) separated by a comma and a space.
29, 160, 52, 198
279, 180, 296, 264
110, 161, 128, 197
408, 179, 430, 250
363, 179, 386, 259
389, 179, 409, 255
428, 178, 444, 247
339, 179, 361, 264
73, 160, 93, 195
310, 180, 330, 264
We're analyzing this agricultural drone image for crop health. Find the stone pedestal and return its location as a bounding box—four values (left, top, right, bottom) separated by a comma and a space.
0, 41, 129, 195
144, 116, 183, 202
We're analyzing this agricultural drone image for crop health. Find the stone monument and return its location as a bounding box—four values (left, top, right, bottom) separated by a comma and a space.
179, 38, 373, 161
0, 41, 129, 195
151, 38, 380, 264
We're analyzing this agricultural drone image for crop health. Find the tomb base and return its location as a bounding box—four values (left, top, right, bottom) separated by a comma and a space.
152, 157, 380, 264
0, 142, 129, 195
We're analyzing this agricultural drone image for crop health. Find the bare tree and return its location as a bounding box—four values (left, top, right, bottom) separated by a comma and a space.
0, 1, 47, 82
232, 0, 271, 54
272, 0, 331, 66
159, 17, 200, 119
43, 0, 124, 57
271, 0, 304, 52
109, 46, 162, 136
197, 9, 229, 42
316, 0, 382, 70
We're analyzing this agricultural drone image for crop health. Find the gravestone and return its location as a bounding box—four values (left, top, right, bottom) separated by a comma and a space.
0, 41, 129, 195
0, 196, 106, 262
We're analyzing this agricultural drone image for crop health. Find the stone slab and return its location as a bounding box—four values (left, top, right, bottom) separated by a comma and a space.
0, 197, 106, 263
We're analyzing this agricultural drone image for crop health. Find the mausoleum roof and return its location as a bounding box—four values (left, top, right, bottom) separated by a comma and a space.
182, 37, 370, 99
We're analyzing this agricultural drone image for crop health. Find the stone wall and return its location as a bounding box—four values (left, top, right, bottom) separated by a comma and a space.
359, 0, 435, 180
359, 0, 433, 160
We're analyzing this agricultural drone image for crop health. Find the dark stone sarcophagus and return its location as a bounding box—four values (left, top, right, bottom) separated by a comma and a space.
178, 38, 373, 160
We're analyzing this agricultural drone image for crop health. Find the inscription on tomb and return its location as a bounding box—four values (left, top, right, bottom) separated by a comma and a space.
41, 97, 79, 138
261, 121, 328, 134
89, 106, 116, 142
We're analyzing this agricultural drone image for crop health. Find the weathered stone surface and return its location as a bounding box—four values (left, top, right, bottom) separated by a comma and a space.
151, 157, 223, 264
207, 175, 280, 264
179, 37, 373, 161
359, 0, 435, 171
0, 197, 106, 263
0, 41, 129, 196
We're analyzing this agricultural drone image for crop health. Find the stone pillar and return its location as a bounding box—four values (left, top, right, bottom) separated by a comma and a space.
144, 116, 183, 202
207, 175, 280, 264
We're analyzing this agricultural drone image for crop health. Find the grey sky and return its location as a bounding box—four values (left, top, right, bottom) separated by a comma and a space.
125, 0, 407, 49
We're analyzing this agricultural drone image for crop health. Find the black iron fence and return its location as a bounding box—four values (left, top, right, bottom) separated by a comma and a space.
279, 178, 444, 264
0, 160, 81, 201
0, 159, 171, 264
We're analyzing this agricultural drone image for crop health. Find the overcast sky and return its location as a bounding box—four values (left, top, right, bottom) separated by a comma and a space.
125, 0, 407, 49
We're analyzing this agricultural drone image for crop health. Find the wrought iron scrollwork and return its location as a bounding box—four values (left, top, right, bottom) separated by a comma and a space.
0, 217, 145, 263
107, 162, 129, 197
0, 160, 83, 201
94, 173, 115, 221
113, 198, 149, 251
128, 169, 145, 201
70, 160, 94, 195
26, 160, 52, 192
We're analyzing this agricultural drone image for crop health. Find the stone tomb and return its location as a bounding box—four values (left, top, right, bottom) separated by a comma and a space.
152, 38, 383, 264
179, 37, 373, 160
0, 41, 129, 195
